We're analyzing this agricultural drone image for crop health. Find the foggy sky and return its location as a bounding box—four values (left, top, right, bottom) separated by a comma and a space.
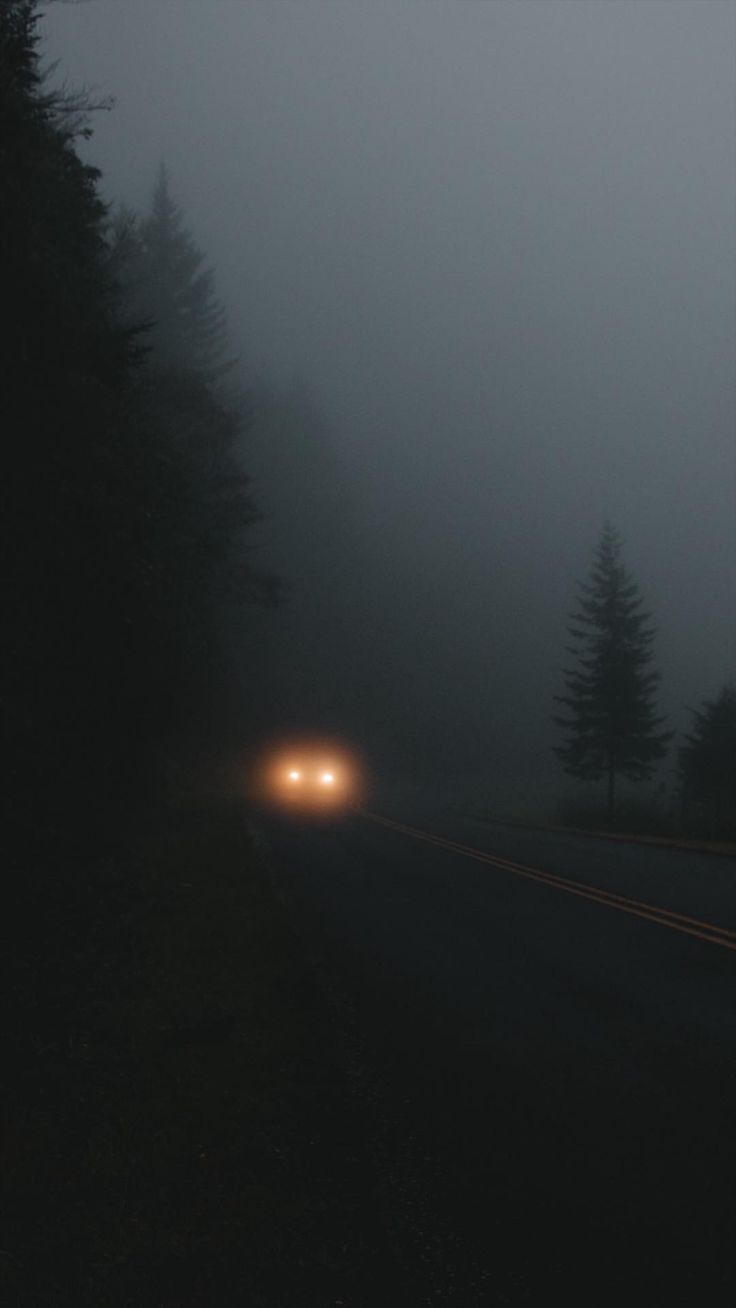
42, 1, 735, 801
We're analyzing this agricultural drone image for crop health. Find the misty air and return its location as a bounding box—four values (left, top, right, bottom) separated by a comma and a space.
3, 2, 735, 1305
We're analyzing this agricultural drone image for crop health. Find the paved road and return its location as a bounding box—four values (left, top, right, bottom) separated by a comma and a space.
260, 806, 736, 1305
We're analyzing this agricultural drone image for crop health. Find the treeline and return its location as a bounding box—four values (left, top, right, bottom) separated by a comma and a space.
554, 523, 735, 839
2, 3, 270, 854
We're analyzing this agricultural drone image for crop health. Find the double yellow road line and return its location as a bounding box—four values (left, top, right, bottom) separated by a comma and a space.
360, 810, 736, 953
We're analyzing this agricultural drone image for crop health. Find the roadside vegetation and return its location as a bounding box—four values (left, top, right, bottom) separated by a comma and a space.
553, 522, 672, 821
0, 12, 401, 1302
553, 525, 735, 844
0, 7, 362, 1301
3, 802, 395, 1306
3, 1, 274, 868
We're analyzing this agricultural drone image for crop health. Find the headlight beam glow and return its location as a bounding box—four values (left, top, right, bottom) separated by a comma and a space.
256, 739, 363, 813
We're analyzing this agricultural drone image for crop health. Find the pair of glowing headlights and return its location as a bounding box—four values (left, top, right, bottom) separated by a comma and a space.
288, 768, 335, 785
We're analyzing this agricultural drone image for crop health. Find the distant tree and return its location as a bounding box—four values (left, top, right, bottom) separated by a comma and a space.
553, 523, 671, 819
112, 174, 280, 692
678, 683, 736, 836
118, 165, 233, 381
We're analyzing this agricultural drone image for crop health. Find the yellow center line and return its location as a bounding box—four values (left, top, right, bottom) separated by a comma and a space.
359, 809, 736, 953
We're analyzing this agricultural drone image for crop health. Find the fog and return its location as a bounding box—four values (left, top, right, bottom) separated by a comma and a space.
43, 0, 735, 808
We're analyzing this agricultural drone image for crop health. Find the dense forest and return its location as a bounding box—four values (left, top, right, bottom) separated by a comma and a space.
1, 1, 421, 856
2, 3, 273, 857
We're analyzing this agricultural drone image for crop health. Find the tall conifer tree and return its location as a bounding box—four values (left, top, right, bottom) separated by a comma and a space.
113, 170, 278, 655
554, 523, 671, 818
1, 0, 147, 839
678, 683, 736, 835
123, 164, 232, 381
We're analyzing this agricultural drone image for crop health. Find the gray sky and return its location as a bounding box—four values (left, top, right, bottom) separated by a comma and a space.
43, 0, 735, 798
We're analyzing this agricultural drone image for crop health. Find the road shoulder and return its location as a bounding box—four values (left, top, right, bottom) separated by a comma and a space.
2, 803, 414, 1306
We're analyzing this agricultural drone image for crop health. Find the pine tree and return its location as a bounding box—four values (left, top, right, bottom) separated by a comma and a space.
121, 164, 232, 380
2, 6, 271, 846
1, 0, 146, 839
0, 4, 230, 839
678, 683, 736, 835
1, 1, 133, 386
554, 523, 671, 819
113, 174, 279, 664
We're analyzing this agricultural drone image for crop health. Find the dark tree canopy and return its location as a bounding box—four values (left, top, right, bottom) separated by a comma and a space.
2, 0, 144, 844
678, 683, 736, 834
554, 522, 671, 817
1, 4, 267, 850
113, 172, 280, 614
117, 165, 233, 381
1, 2, 133, 386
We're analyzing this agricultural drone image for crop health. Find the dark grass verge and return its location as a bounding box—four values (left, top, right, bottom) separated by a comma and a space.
461, 811, 736, 858
1, 802, 411, 1307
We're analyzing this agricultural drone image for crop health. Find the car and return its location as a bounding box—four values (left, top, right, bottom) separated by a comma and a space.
257, 740, 362, 814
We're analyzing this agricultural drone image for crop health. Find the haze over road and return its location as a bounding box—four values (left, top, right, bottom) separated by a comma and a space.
42, 1, 736, 805
261, 807, 736, 1305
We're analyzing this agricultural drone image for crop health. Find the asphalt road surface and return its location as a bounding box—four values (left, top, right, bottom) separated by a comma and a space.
259, 804, 736, 1306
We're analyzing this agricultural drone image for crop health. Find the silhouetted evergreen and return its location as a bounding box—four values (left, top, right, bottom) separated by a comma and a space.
554, 523, 671, 819
2, 2, 142, 845
112, 172, 280, 672
115, 165, 233, 382
1, 4, 266, 851
678, 682, 736, 837
1, 3, 134, 385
